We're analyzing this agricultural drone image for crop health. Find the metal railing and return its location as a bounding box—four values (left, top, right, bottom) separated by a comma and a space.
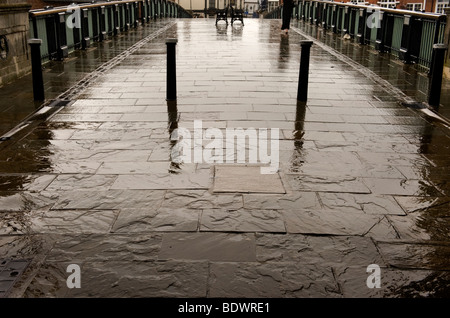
265, 0, 446, 69
29, 0, 192, 62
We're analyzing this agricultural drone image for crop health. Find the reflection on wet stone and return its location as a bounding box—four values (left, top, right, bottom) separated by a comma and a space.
68, 261, 209, 297
208, 262, 340, 298
112, 208, 200, 233
335, 266, 450, 297
201, 208, 286, 233
286, 174, 371, 193
46, 234, 162, 262
1, 18, 450, 297
22, 262, 71, 298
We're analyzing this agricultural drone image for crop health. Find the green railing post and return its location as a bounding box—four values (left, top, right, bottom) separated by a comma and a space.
141, 1, 146, 24
375, 11, 386, 52
357, 8, 366, 45
81, 8, 90, 49
56, 12, 68, 60
107, 6, 113, 35
124, 3, 130, 31
399, 15, 413, 63
44, 15, 56, 59
428, 44, 448, 108
364, 8, 372, 45
114, 4, 120, 35
92, 6, 99, 41
321, 3, 327, 30
343, 6, 349, 35
99, 6, 107, 41
331, 4, 337, 33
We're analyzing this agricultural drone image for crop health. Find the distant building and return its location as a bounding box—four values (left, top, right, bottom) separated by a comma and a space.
244, 0, 260, 14
27, 0, 70, 10
24, 0, 450, 14
350, 0, 449, 13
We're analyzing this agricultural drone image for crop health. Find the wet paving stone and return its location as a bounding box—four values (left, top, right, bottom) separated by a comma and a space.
112, 207, 200, 233
335, 266, 450, 297
45, 174, 117, 192
0, 192, 55, 212
281, 208, 387, 236
21, 262, 72, 298
0, 175, 56, 192
0, 259, 30, 297
159, 232, 256, 262
111, 171, 211, 190
376, 242, 450, 270
51, 189, 166, 210
28, 210, 119, 234
24, 260, 210, 298
208, 262, 341, 298
362, 178, 442, 196
387, 214, 450, 241
255, 234, 384, 266
213, 165, 285, 194
46, 234, 162, 262
318, 193, 405, 215
200, 208, 286, 233
1, 18, 450, 298
393, 196, 450, 216
286, 174, 371, 194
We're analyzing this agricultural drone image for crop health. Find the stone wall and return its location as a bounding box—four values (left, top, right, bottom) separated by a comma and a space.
0, 0, 32, 86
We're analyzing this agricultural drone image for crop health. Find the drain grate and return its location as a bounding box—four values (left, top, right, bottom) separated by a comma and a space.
0, 259, 30, 298
48, 99, 73, 108
401, 101, 428, 109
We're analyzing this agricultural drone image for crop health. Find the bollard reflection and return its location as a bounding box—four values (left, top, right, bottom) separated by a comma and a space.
294, 100, 306, 149
167, 100, 181, 174
289, 100, 307, 172
278, 34, 289, 70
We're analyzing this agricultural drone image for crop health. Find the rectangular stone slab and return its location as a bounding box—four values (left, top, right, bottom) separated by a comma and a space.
159, 232, 256, 262
213, 165, 286, 194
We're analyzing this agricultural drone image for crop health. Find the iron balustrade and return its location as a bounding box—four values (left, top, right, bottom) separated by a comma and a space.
29, 0, 192, 62
264, 0, 446, 70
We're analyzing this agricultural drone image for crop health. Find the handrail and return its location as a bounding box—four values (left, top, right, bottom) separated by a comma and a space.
264, 0, 447, 70
318, 1, 445, 20
29, 0, 191, 62
265, 1, 446, 21
29, 0, 181, 17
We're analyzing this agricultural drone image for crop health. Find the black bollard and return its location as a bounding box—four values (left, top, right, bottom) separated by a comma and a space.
28, 39, 45, 102
428, 44, 447, 109
166, 38, 178, 101
297, 41, 313, 102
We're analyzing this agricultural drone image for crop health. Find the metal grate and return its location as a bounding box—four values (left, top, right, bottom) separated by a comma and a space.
0, 259, 30, 298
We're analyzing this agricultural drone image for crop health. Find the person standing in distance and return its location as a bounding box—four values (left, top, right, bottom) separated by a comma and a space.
281, 0, 294, 34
